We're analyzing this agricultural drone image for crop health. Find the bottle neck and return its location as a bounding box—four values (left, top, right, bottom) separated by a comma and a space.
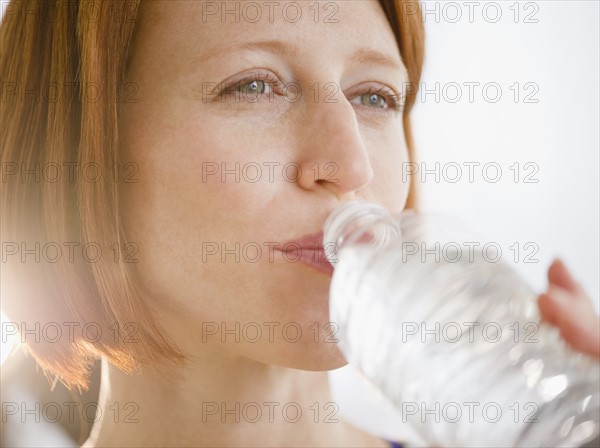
322, 200, 402, 264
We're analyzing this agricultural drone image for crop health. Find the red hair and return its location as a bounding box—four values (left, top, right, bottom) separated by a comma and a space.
0, 0, 424, 390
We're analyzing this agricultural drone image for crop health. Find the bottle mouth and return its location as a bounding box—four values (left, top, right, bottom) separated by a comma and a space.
322, 200, 402, 264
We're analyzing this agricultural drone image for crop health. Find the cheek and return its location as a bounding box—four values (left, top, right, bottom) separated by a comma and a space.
120, 106, 280, 235
364, 125, 411, 213
116, 110, 313, 320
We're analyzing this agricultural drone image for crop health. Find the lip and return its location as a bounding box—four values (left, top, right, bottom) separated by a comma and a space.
275, 231, 334, 276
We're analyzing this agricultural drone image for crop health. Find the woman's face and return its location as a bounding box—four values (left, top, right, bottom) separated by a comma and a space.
119, 0, 410, 370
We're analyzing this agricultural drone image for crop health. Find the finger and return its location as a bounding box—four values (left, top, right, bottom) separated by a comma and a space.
538, 292, 561, 326
548, 258, 579, 294
547, 282, 596, 317
542, 287, 600, 359
537, 287, 583, 326
556, 310, 600, 359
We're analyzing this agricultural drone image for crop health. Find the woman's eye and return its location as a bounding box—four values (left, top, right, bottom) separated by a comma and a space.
218, 73, 282, 102
350, 92, 401, 112
350, 93, 391, 109
234, 80, 273, 95
348, 87, 402, 112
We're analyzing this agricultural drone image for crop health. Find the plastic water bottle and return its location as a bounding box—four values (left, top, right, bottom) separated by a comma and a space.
323, 200, 600, 447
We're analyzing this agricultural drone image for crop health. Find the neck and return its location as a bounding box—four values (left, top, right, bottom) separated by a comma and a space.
84, 351, 378, 447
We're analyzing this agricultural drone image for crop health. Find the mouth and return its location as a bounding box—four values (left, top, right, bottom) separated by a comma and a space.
274, 231, 334, 277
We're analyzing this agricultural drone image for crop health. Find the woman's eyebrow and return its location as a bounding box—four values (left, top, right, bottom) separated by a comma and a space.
191, 39, 404, 71
192, 39, 298, 65
353, 47, 405, 71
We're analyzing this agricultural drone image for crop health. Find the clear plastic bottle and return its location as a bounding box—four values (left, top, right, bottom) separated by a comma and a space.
323, 199, 600, 448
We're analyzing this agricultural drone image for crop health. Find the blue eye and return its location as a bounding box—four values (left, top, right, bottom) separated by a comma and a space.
357, 93, 387, 108
350, 89, 402, 112
234, 80, 273, 96
220, 71, 283, 100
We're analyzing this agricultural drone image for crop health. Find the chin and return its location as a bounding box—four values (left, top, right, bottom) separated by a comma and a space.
254, 341, 349, 372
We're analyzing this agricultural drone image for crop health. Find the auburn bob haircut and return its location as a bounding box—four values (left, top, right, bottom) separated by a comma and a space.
0, 0, 424, 390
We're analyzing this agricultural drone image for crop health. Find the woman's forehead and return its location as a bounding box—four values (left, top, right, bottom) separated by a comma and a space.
134, 0, 401, 60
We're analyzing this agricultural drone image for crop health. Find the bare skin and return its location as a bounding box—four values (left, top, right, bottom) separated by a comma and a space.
538, 259, 600, 359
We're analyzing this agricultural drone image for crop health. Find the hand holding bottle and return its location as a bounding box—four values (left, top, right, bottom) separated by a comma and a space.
538, 259, 600, 360
324, 200, 600, 447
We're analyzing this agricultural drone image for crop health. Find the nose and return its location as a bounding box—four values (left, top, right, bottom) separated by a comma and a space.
295, 86, 374, 200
